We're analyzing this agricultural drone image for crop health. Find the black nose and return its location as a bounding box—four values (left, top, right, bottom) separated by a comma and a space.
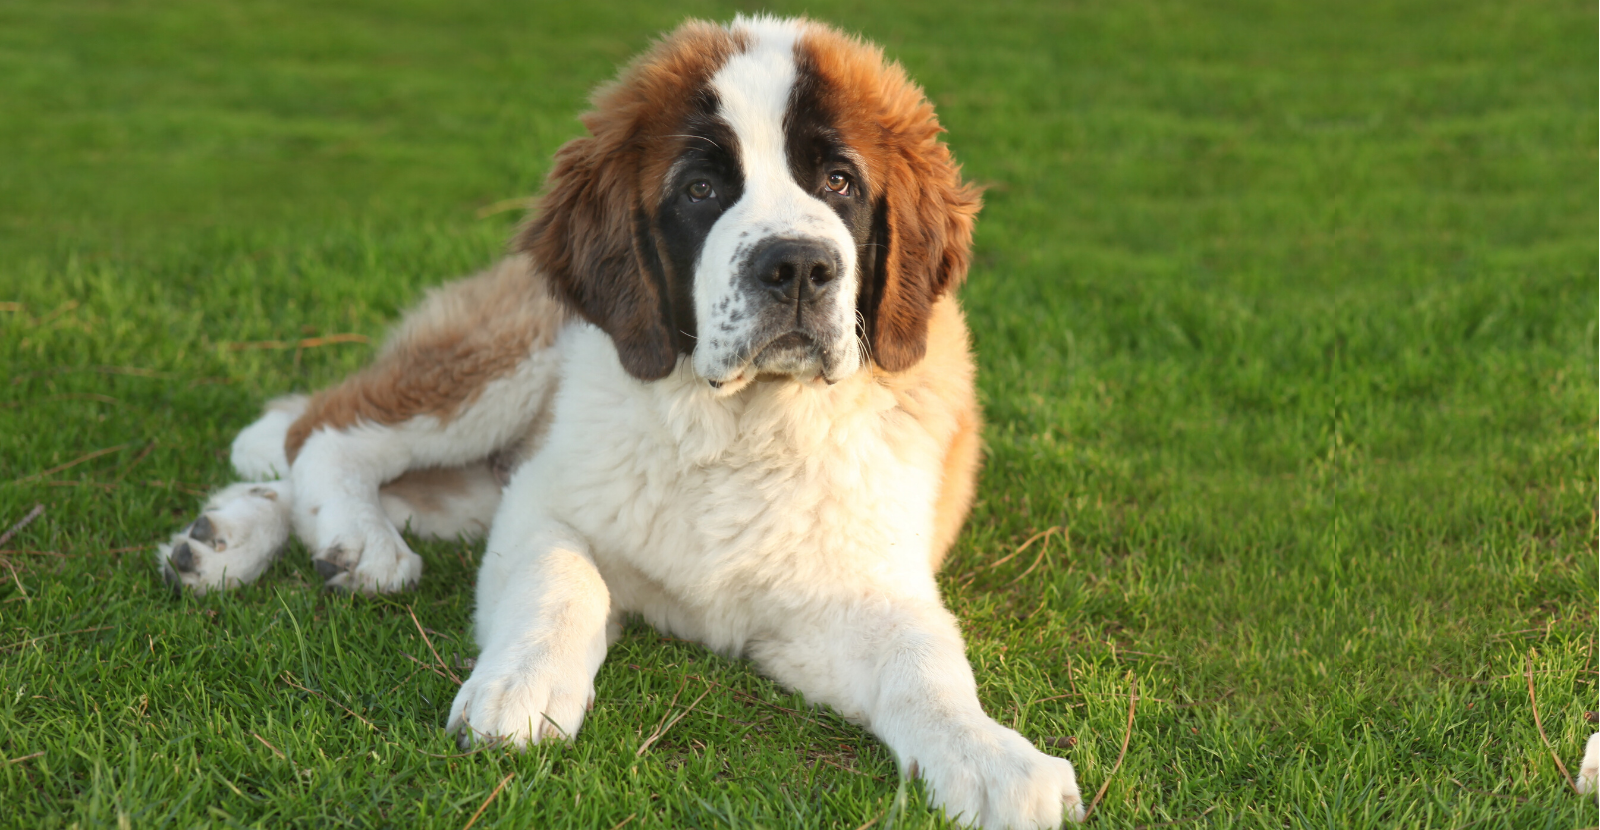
751, 238, 837, 304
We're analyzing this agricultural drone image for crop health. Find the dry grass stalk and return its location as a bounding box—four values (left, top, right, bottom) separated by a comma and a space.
1525, 650, 1577, 792
13, 444, 134, 485
460, 772, 515, 830
227, 333, 370, 351
0, 504, 45, 546
637, 685, 712, 757
408, 605, 461, 685
1083, 673, 1138, 821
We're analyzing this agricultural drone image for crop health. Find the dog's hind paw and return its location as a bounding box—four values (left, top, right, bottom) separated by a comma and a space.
158, 481, 292, 595
307, 501, 422, 594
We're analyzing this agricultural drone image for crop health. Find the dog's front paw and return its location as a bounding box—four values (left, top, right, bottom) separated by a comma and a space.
158, 482, 292, 595
920, 724, 1085, 829
446, 655, 596, 749
307, 501, 422, 594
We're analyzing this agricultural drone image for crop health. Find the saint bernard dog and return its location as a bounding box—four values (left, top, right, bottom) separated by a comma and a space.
157, 16, 1086, 828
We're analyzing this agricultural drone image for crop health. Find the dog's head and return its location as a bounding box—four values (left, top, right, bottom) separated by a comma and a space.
519, 16, 980, 390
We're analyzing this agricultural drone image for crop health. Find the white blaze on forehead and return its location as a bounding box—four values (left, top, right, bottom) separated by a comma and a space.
711, 18, 800, 192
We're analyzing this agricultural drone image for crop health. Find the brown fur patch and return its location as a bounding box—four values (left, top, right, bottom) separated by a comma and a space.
930, 404, 983, 569
284, 255, 568, 461
517, 21, 747, 380
795, 23, 982, 372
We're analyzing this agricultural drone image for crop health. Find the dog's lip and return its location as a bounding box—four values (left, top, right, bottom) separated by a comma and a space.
752, 331, 816, 358
704, 331, 837, 393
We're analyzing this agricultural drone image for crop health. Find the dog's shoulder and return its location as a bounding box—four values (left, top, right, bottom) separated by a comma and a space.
872, 294, 980, 446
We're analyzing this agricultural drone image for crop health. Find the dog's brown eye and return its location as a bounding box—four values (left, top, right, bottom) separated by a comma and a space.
825, 172, 851, 195
686, 180, 714, 201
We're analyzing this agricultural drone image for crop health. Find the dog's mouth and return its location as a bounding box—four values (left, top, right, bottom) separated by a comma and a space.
752, 331, 816, 362
704, 326, 862, 394
705, 332, 824, 393
746, 330, 824, 377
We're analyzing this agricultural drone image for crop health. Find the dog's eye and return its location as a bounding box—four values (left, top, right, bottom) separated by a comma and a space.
686, 179, 715, 202
824, 172, 851, 196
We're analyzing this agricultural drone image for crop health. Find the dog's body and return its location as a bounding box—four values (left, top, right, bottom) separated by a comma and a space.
158, 17, 1084, 828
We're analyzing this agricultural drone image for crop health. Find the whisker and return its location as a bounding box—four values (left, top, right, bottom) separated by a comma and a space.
854, 309, 875, 365
663, 134, 722, 150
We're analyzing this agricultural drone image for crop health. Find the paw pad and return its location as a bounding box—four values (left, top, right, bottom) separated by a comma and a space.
187, 515, 217, 545
169, 541, 197, 572
187, 515, 231, 551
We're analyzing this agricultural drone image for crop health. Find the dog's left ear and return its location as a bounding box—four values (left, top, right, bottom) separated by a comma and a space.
518, 21, 742, 381
858, 115, 982, 373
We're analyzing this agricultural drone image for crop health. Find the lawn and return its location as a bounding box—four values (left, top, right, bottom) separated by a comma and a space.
1, 1, 1595, 827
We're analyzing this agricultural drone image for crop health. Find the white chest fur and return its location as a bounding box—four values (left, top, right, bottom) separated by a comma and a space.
496, 324, 945, 653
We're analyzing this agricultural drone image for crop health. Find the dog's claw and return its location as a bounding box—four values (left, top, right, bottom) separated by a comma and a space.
313, 558, 348, 581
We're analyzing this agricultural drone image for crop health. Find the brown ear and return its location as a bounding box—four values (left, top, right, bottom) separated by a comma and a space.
517, 129, 677, 381
858, 104, 982, 372
516, 21, 740, 382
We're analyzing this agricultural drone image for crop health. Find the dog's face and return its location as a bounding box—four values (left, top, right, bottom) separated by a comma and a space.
521, 16, 980, 389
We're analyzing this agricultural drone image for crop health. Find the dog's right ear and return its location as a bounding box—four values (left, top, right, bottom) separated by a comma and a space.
517, 125, 677, 381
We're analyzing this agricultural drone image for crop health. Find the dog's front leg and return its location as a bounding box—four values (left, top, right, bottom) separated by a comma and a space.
753, 597, 1085, 829
447, 517, 612, 748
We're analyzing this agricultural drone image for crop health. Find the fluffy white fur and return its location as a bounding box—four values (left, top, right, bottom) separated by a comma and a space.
229, 395, 304, 481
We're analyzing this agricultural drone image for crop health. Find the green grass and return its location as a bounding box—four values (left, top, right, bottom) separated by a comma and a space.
1, 0, 1594, 827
